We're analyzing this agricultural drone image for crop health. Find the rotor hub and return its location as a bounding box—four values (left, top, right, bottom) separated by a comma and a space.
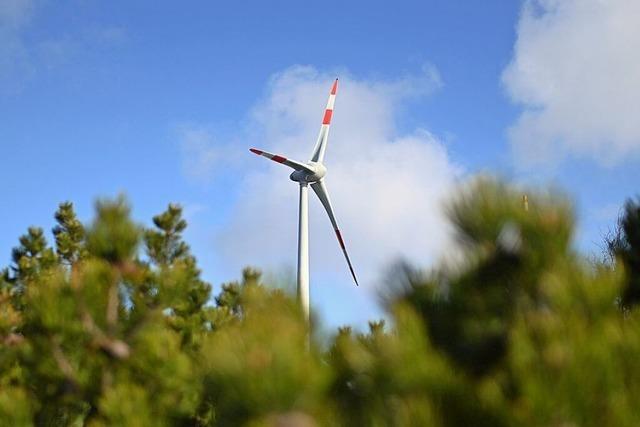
290, 162, 326, 183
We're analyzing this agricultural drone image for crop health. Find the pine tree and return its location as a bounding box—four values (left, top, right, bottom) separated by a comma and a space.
52, 202, 86, 265
2, 181, 640, 426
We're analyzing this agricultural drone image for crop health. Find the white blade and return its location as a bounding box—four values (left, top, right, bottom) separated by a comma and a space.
311, 179, 358, 286
249, 148, 313, 173
309, 79, 338, 163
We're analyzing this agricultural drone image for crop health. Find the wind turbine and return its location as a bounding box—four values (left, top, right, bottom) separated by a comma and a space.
249, 79, 358, 323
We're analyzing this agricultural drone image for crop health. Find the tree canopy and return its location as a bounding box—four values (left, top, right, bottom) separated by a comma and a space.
1, 178, 640, 426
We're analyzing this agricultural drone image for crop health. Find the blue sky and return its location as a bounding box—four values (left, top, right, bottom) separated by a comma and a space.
2, 0, 640, 330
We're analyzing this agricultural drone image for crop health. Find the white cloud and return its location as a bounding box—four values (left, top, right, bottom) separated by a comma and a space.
503, 0, 640, 167
207, 66, 461, 290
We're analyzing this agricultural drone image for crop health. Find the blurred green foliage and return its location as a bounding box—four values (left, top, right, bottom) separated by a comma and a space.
1, 178, 640, 426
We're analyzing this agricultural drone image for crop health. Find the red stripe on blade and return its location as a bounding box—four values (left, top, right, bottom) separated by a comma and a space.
331, 79, 338, 95
335, 229, 345, 249
322, 109, 333, 125
249, 148, 263, 155
271, 155, 287, 163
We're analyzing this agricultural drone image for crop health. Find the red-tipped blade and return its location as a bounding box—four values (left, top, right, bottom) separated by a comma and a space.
310, 79, 339, 163
311, 180, 359, 286
248, 148, 313, 173
330, 78, 338, 95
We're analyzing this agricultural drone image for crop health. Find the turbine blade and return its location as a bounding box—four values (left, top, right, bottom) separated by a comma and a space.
311, 179, 359, 286
249, 148, 313, 173
309, 79, 338, 163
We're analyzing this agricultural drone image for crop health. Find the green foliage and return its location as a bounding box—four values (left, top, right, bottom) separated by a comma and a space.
1, 180, 640, 426
85, 197, 140, 264
53, 202, 86, 265
11, 227, 58, 283
144, 203, 190, 266
607, 198, 640, 307
199, 284, 326, 426
403, 179, 574, 377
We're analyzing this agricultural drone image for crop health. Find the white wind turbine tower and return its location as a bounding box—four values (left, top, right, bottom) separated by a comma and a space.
249, 79, 358, 323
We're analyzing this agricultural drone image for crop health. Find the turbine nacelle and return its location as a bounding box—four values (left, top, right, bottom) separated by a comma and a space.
290, 162, 326, 183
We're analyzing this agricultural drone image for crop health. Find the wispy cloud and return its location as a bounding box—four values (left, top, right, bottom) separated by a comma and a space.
503, 0, 640, 168
0, 0, 35, 89
177, 123, 247, 184
0, 0, 34, 29
178, 125, 222, 183
0, 1, 128, 91
93, 26, 127, 46
183, 65, 462, 289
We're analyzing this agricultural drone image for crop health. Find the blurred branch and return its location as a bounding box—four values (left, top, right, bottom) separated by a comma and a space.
51, 336, 79, 390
